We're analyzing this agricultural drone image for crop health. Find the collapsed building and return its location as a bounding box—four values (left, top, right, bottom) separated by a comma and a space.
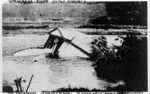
44, 27, 93, 57
12, 27, 94, 57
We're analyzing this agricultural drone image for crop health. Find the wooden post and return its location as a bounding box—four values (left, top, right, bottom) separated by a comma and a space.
63, 38, 91, 57
26, 75, 34, 92
18, 77, 22, 92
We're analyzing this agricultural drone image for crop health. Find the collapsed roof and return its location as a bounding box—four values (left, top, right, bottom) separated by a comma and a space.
45, 27, 93, 57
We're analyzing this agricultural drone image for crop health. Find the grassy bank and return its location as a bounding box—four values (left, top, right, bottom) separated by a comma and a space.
3, 3, 106, 20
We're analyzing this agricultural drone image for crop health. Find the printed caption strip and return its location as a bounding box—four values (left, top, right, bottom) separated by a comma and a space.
2, 92, 144, 94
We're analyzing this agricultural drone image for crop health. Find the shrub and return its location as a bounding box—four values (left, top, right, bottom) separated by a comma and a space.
90, 33, 147, 91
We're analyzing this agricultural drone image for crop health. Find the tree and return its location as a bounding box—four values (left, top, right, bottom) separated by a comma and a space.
90, 33, 147, 90
105, 2, 147, 26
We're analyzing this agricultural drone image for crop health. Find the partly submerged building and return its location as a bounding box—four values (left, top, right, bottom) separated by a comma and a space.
44, 28, 93, 57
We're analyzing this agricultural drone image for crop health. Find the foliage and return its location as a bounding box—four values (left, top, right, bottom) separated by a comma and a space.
3, 25, 49, 30
90, 2, 147, 26
106, 2, 147, 19
90, 16, 108, 25
90, 33, 147, 91
106, 2, 147, 26
90, 35, 116, 62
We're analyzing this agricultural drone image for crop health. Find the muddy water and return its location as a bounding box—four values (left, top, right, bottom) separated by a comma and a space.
3, 34, 125, 92
12, 35, 123, 57
3, 56, 124, 92
44, 57, 106, 91
13, 48, 52, 56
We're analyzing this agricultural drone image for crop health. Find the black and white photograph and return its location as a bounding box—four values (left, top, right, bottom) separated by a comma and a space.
2, 0, 148, 93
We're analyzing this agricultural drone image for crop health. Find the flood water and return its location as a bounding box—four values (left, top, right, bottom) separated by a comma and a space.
3, 56, 124, 92
3, 34, 125, 92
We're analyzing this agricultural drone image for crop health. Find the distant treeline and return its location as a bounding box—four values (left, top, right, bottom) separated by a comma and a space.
3, 25, 49, 30
90, 2, 147, 26
78, 24, 147, 29
3, 24, 146, 30
3, 2, 147, 27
